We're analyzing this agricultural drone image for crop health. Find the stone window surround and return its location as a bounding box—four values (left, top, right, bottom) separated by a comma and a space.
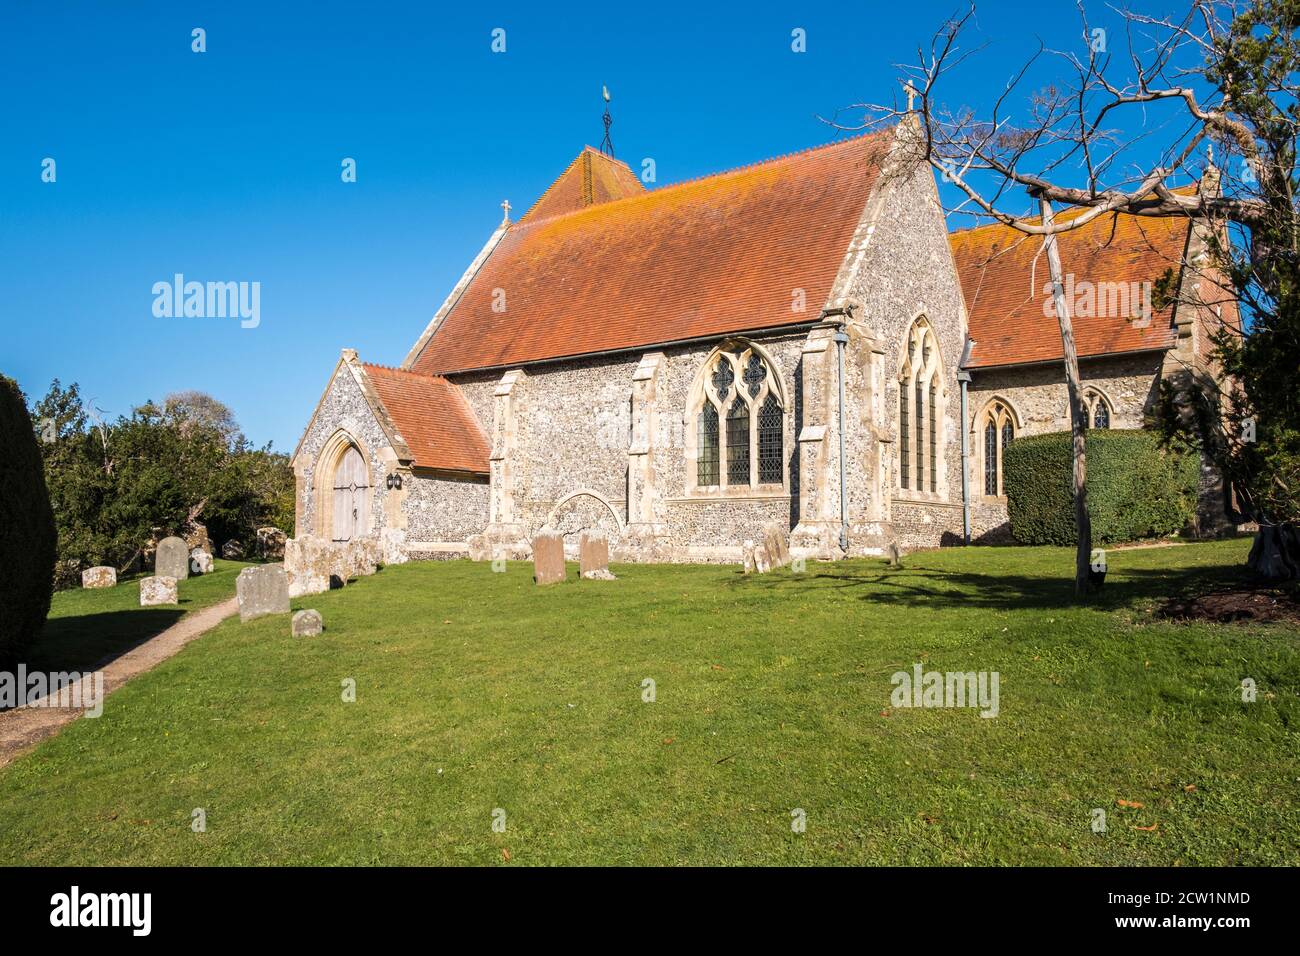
894, 315, 950, 503
683, 339, 791, 500
1079, 386, 1115, 429
972, 395, 1022, 503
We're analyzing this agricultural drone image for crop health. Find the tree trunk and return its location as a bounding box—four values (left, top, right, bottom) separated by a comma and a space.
1038, 196, 1095, 598
1248, 523, 1300, 582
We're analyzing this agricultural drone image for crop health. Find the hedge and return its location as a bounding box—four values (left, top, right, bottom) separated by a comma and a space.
0, 375, 57, 667
1003, 429, 1200, 546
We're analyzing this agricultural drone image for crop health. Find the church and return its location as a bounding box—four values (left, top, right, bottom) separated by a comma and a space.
290, 119, 1235, 564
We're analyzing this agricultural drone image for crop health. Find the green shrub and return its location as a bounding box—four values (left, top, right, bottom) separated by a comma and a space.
1003, 429, 1200, 546
0, 375, 57, 666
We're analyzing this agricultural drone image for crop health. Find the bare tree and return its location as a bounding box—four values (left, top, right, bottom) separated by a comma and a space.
834, 0, 1299, 585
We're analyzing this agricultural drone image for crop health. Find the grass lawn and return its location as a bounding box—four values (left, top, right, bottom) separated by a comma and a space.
24, 560, 252, 676
0, 539, 1295, 865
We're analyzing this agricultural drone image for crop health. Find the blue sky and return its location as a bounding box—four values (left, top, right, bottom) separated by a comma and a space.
1, 0, 1191, 450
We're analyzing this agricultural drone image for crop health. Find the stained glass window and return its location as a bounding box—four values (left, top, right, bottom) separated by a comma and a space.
726, 398, 750, 485
915, 380, 926, 492
758, 394, 783, 483
711, 360, 733, 403
697, 403, 719, 486
1093, 399, 1110, 428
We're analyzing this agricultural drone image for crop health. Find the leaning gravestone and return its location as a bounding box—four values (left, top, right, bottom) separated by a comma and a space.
236, 564, 290, 622
762, 523, 791, 569
291, 609, 323, 637
82, 566, 117, 589
155, 536, 190, 581
139, 576, 178, 606
532, 531, 566, 586
579, 530, 615, 580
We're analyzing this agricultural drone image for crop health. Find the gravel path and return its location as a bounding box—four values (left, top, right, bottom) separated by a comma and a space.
0, 597, 239, 769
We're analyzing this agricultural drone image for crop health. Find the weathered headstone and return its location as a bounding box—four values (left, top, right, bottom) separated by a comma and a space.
185, 523, 212, 553
285, 536, 332, 597
189, 548, 213, 575
752, 541, 773, 574
139, 575, 178, 606
82, 566, 117, 589
579, 530, 615, 580
236, 564, 290, 622
256, 526, 287, 560
291, 609, 323, 637
532, 530, 566, 585
887, 542, 903, 567
221, 540, 245, 560
762, 523, 791, 569
742, 541, 757, 574
379, 527, 409, 566
155, 536, 190, 581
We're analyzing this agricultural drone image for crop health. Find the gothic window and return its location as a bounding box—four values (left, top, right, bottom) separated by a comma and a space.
691, 344, 786, 490
1081, 389, 1113, 429
898, 318, 943, 494
979, 400, 1016, 498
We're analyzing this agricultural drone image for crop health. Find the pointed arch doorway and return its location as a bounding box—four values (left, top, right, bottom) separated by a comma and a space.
330, 444, 370, 543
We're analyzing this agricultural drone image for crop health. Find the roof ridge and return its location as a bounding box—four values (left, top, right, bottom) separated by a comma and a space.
362, 360, 443, 379
512, 127, 894, 231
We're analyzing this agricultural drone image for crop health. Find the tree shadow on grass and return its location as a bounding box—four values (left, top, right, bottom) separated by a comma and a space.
19, 607, 188, 679
729, 557, 1256, 614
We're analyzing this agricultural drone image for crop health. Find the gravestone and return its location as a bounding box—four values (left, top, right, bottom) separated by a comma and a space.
752, 541, 773, 574
190, 548, 213, 575
82, 566, 117, 589
139, 576, 178, 606
291, 609, 323, 637
742, 541, 757, 574
155, 536, 190, 581
762, 523, 791, 568
532, 531, 566, 586
236, 564, 290, 622
285, 536, 332, 597
579, 530, 615, 580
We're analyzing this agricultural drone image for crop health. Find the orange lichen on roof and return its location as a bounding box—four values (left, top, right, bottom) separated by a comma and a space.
520, 147, 646, 222
950, 199, 1195, 368
411, 131, 894, 375
362, 363, 489, 474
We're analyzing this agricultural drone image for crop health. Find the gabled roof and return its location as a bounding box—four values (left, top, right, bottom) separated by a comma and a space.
950, 198, 1194, 368
408, 130, 896, 375
520, 147, 646, 222
361, 363, 489, 474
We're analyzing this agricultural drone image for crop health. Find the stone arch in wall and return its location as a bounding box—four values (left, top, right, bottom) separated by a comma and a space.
894, 314, 949, 496
314, 428, 375, 542
546, 488, 624, 555
971, 395, 1021, 500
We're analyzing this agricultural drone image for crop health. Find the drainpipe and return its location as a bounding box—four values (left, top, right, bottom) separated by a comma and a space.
958, 338, 976, 546
834, 326, 850, 554
821, 307, 854, 555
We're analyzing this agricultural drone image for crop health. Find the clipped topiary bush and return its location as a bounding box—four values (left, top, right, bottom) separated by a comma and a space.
1003, 429, 1199, 546
0, 374, 58, 667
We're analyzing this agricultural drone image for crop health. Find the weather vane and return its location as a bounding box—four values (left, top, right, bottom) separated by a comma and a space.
600, 85, 615, 157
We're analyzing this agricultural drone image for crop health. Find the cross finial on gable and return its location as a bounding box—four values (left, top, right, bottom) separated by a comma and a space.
903, 81, 918, 112
501, 199, 512, 226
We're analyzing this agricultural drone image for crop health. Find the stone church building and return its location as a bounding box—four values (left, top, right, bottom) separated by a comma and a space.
291, 121, 1235, 563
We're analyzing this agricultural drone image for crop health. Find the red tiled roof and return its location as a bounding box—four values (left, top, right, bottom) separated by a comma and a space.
520, 147, 646, 222
410, 131, 894, 375
951, 200, 1193, 368
362, 363, 489, 474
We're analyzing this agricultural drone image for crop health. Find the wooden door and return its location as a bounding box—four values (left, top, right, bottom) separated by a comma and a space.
331, 446, 368, 542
